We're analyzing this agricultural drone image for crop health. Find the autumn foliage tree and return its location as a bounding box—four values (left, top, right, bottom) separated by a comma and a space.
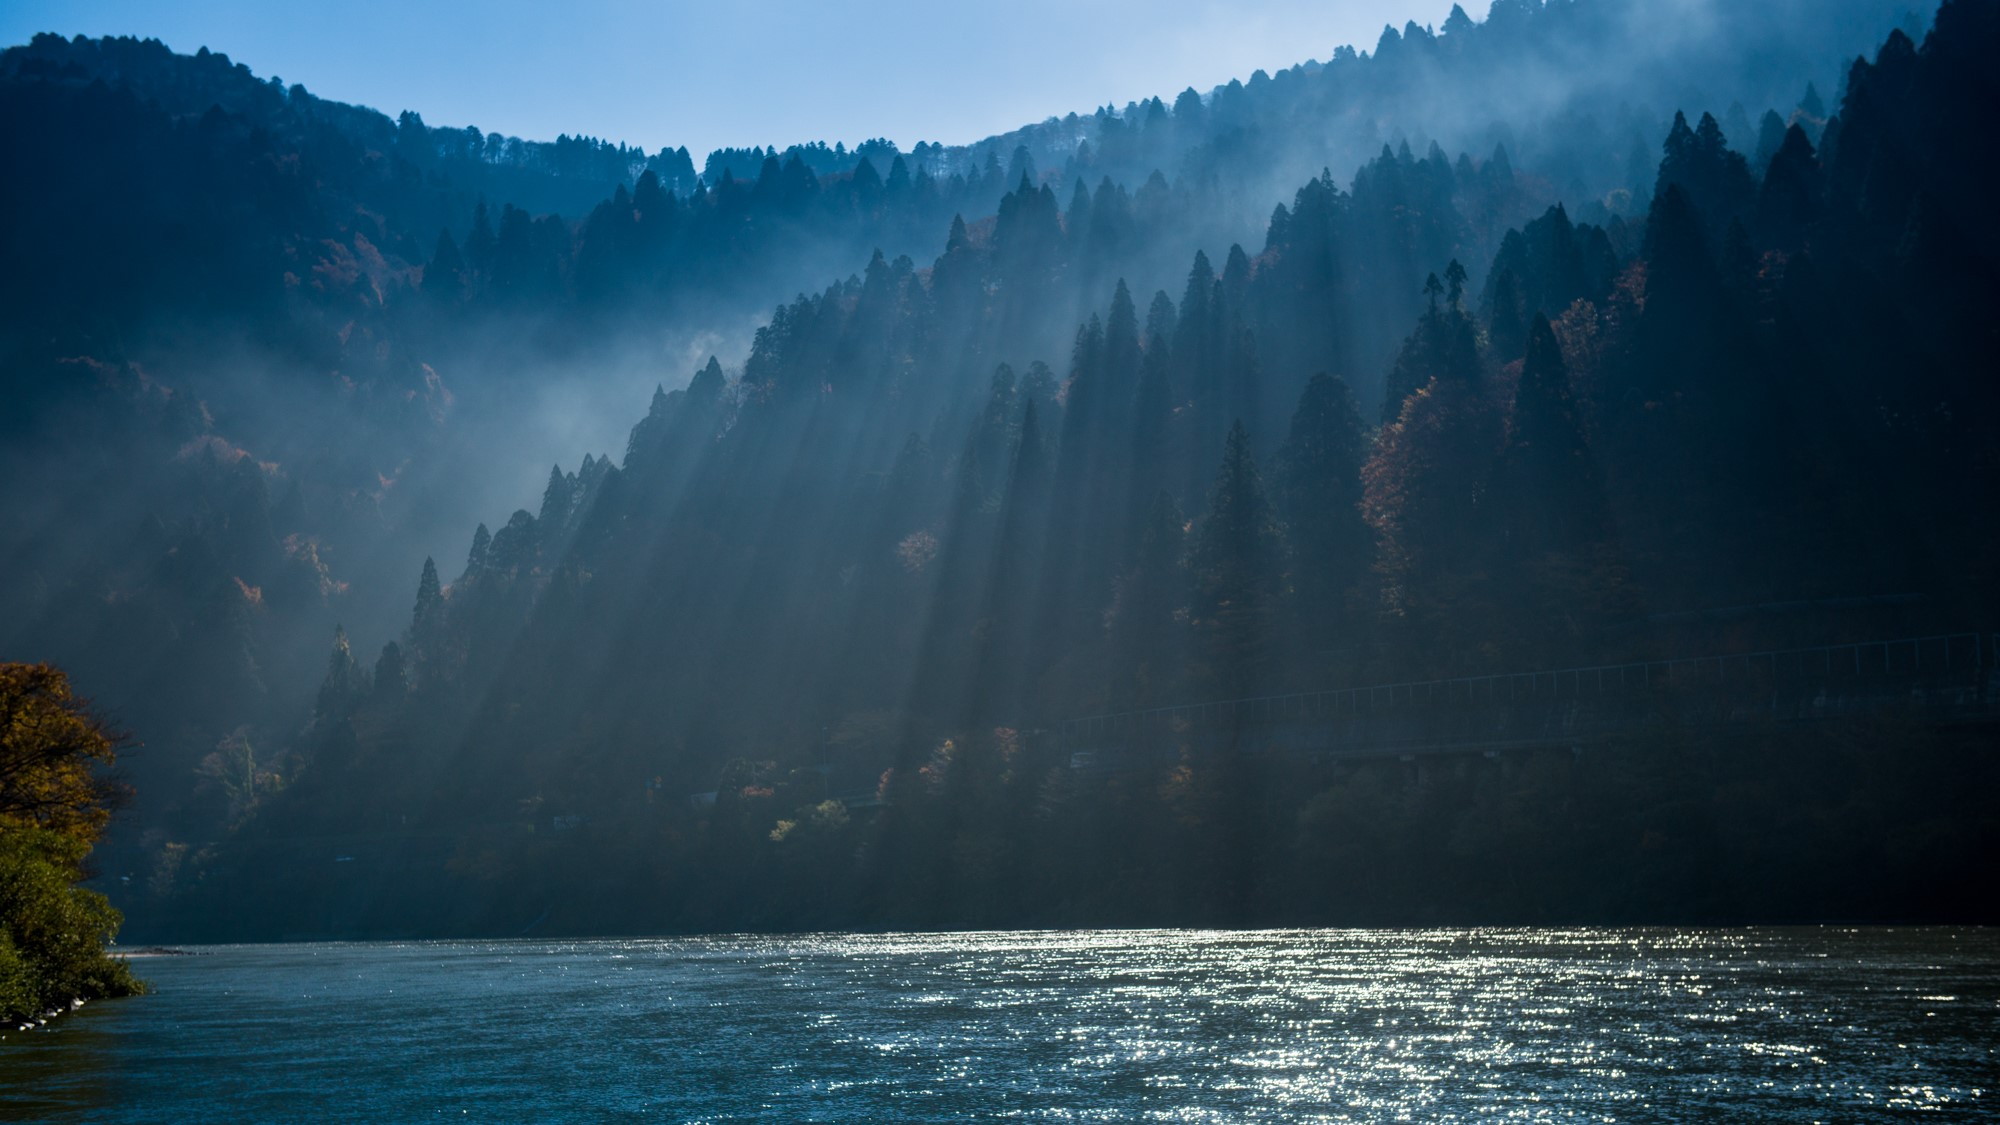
1, 665, 126, 841
0, 663, 142, 1024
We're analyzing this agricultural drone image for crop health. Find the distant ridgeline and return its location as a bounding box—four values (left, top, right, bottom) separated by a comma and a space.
0, 2, 1990, 937
125, 2, 2000, 941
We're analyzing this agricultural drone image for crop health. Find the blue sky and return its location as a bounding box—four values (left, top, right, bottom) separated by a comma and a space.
1, 0, 1450, 156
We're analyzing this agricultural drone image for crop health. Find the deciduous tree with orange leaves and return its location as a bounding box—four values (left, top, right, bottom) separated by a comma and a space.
0, 663, 142, 1026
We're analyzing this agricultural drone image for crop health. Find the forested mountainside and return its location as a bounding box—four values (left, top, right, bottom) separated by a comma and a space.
127, 3, 2000, 939
0, 0, 1987, 938
969, 0, 1929, 223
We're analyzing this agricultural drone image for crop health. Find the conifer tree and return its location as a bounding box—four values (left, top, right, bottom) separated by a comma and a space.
536, 466, 576, 532
463, 201, 495, 275
372, 642, 407, 705
1108, 492, 1188, 708
1493, 315, 1607, 555
409, 557, 446, 679
1364, 332, 1501, 667
1174, 249, 1217, 386
1221, 321, 1264, 455
1104, 280, 1141, 405
1275, 374, 1371, 649
1189, 422, 1284, 699
1754, 109, 1788, 171
315, 626, 364, 722
1486, 266, 1528, 361
1755, 124, 1822, 253
1798, 81, 1825, 120
1128, 291, 1178, 549
1655, 111, 1755, 238
426, 230, 465, 295
462, 525, 491, 581
1489, 320, 1625, 658
970, 400, 1049, 720
1382, 281, 1481, 423
1174, 251, 1236, 488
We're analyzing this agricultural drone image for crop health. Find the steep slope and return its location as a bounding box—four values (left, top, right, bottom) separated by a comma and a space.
0, 0, 1967, 935
145, 2, 2000, 939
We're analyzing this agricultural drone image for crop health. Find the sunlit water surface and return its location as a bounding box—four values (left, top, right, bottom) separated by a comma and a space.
1, 928, 1993, 1122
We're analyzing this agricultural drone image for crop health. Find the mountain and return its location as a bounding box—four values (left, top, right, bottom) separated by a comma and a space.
0, 0, 1991, 938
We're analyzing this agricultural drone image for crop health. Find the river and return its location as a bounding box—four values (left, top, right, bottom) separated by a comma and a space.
2, 927, 1993, 1121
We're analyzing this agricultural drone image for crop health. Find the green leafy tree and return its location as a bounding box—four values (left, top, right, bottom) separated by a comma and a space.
0, 664, 143, 1023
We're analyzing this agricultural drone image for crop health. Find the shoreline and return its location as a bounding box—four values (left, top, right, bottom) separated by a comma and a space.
6, 996, 85, 1035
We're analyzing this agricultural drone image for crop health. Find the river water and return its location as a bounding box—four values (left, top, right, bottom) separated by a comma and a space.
1, 928, 1992, 1122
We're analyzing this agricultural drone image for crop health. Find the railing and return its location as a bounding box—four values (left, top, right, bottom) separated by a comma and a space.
1061, 632, 1996, 748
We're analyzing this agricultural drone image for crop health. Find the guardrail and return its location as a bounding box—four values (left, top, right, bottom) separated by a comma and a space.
1060, 632, 1996, 749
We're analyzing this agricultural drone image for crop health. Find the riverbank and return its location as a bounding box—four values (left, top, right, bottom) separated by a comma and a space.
121, 719, 2000, 944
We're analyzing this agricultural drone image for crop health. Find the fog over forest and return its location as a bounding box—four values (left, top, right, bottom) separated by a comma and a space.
2, 0, 1995, 941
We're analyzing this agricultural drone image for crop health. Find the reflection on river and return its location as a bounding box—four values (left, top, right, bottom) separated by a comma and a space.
2, 927, 1993, 1122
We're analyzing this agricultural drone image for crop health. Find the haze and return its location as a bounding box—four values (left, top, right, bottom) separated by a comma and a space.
0, 0, 1464, 156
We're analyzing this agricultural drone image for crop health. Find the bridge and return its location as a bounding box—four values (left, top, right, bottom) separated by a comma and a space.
1059, 632, 2000, 771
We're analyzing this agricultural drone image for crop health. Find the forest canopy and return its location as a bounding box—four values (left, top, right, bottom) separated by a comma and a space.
0, 0, 1992, 942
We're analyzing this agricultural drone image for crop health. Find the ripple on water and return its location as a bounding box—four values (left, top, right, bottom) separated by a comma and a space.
0, 927, 1994, 1123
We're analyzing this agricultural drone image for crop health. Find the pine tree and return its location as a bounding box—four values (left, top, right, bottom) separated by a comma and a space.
1754, 109, 1788, 171
1364, 347, 1502, 669
1798, 81, 1825, 120
315, 626, 364, 722
1755, 124, 1822, 253
1493, 315, 1607, 555
1103, 279, 1141, 405
1443, 259, 1468, 307
1275, 374, 1371, 650
1486, 320, 1625, 660
536, 464, 576, 532
1174, 250, 1217, 383
1486, 266, 1528, 361
487, 510, 540, 574
969, 400, 1049, 720
1043, 317, 1112, 661
1143, 290, 1176, 370
1221, 320, 1264, 455
426, 230, 465, 296
463, 201, 496, 275
409, 557, 445, 678
1655, 111, 1755, 238
1128, 291, 1178, 550
462, 524, 491, 580
1221, 244, 1252, 309
1107, 491, 1188, 707
1189, 422, 1285, 700
1064, 178, 1091, 243
1382, 285, 1481, 423
1633, 184, 1734, 407
372, 642, 407, 705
